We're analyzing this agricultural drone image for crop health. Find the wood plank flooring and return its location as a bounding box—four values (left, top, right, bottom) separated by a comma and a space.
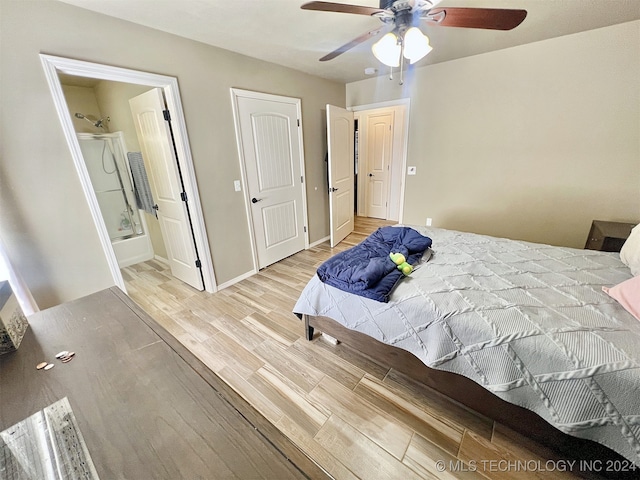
122, 217, 590, 480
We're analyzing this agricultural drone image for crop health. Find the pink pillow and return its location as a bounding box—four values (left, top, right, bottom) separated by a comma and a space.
603, 276, 640, 321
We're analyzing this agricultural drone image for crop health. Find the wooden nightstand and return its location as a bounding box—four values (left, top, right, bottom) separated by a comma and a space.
584, 220, 635, 252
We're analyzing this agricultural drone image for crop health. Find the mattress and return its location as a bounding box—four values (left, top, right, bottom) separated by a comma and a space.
293, 226, 640, 465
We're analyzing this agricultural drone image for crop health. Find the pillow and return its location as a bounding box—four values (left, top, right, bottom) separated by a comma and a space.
620, 224, 640, 276
603, 276, 640, 321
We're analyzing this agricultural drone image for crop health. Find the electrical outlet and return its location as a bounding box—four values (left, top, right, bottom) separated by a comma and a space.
234, 180, 241, 192
426, 218, 432, 226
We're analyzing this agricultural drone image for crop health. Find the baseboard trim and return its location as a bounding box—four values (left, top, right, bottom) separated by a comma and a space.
153, 255, 169, 265
309, 236, 330, 248
217, 269, 257, 290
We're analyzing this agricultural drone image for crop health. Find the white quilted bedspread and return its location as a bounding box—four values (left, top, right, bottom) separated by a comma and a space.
293, 227, 640, 465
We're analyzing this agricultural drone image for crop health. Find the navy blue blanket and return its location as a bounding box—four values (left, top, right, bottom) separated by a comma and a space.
317, 226, 432, 302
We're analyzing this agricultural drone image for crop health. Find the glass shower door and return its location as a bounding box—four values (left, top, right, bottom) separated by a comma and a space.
78, 133, 143, 241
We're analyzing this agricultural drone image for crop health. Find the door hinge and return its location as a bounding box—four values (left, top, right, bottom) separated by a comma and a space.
195, 259, 201, 268
297, 119, 300, 127
181, 191, 188, 202
304, 226, 307, 233
163, 109, 171, 122
301, 175, 304, 183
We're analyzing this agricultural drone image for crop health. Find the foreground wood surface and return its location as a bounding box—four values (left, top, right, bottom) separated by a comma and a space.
0, 287, 322, 479
121, 217, 619, 480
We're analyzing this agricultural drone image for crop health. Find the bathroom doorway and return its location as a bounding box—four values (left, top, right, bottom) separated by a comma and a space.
40, 54, 216, 293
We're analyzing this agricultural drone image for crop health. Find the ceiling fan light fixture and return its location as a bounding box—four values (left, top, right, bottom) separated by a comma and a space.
402, 27, 432, 64
372, 32, 401, 67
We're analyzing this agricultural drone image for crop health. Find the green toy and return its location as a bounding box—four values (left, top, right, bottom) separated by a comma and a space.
390, 252, 413, 276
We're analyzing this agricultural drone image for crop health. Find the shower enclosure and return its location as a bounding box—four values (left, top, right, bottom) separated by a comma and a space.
78, 132, 153, 267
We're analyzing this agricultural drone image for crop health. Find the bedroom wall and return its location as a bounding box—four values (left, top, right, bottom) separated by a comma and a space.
0, 0, 342, 308
347, 21, 640, 248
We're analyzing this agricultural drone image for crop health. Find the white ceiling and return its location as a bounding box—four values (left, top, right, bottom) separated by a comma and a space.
57, 0, 640, 84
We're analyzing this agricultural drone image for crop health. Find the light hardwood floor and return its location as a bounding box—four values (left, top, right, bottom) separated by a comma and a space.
122, 217, 587, 480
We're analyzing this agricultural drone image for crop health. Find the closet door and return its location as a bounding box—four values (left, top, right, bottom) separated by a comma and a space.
234, 91, 308, 269
364, 112, 393, 219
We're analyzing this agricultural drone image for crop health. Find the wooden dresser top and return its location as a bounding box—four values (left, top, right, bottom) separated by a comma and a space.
0, 287, 322, 479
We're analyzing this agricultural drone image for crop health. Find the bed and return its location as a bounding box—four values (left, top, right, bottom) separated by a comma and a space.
293, 225, 640, 471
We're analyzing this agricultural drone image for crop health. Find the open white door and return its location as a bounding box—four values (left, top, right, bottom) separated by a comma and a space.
234, 91, 308, 269
129, 88, 203, 290
327, 105, 354, 247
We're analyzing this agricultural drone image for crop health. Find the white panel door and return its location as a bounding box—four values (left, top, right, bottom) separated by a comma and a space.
236, 96, 306, 269
129, 88, 203, 290
327, 105, 354, 247
365, 112, 393, 219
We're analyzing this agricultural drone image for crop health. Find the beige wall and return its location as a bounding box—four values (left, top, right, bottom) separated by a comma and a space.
61, 85, 105, 134
93, 81, 148, 150
0, 0, 342, 308
347, 21, 640, 248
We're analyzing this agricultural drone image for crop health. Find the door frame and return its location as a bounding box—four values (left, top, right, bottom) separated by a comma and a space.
351, 98, 410, 222
40, 54, 216, 293
229, 88, 309, 272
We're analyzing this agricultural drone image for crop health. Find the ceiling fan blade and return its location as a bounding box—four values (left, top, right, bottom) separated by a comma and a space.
301, 1, 387, 16
319, 27, 383, 61
424, 8, 527, 31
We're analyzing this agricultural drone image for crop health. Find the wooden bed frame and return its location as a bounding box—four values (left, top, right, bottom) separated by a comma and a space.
303, 314, 635, 479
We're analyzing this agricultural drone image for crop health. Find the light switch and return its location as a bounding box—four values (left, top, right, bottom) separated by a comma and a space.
234, 180, 241, 192
407, 166, 417, 175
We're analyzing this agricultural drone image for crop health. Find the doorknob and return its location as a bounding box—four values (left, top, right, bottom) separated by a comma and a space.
251, 197, 262, 203
329, 187, 339, 192
152, 204, 159, 210
368, 173, 374, 177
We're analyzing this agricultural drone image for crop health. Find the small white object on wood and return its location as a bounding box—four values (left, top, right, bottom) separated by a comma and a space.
321, 333, 339, 345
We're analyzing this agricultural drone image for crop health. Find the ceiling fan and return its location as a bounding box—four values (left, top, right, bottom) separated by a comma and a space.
301, 0, 527, 68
